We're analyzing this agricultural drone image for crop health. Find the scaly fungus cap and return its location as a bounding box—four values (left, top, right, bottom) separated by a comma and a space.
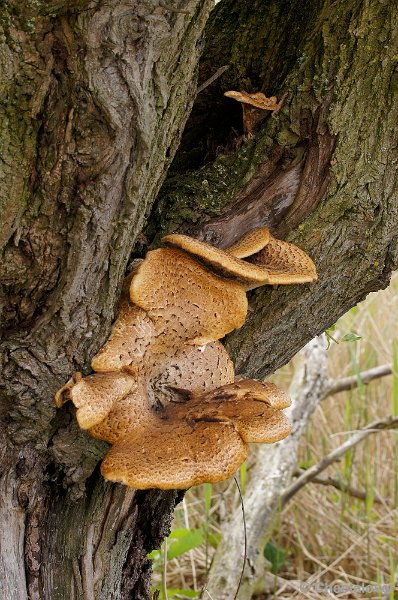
91, 303, 155, 372
100, 378, 291, 489
174, 379, 292, 443
67, 342, 235, 445
88, 378, 155, 444
90, 270, 156, 373
147, 341, 234, 406
130, 247, 248, 344
162, 230, 317, 288
55, 371, 137, 430
245, 229, 318, 284
161, 233, 273, 290
202, 378, 292, 409
101, 419, 248, 489
226, 227, 271, 258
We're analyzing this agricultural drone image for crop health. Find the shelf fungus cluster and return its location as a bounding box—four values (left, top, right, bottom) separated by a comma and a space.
56, 227, 317, 489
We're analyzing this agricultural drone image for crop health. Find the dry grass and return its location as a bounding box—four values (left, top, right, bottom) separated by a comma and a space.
151, 274, 398, 599
274, 273, 398, 598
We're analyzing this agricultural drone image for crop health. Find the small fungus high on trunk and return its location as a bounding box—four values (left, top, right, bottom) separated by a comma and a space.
224, 90, 288, 135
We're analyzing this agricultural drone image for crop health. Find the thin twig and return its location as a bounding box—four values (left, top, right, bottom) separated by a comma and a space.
233, 475, 247, 600
293, 468, 384, 504
196, 65, 229, 95
282, 415, 398, 505
162, 537, 168, 600
323, 364, 392, 398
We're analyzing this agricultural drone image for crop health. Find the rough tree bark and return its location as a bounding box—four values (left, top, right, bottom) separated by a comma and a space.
0, 0, 397, 598
0, 1, 212, 598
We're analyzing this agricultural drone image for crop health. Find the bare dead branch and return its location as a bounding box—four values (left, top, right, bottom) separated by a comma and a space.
282, 415, 398, 505
293, 468, 385, 504
196, 65, 230, 95
324, 364, 393, 398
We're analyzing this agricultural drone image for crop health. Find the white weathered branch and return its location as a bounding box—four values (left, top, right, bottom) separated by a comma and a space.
323, 364, 392, 398
292, 468, 384, 504
282, 415, 398, 504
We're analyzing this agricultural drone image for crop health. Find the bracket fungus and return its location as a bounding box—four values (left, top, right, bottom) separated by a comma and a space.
163, 227, 317, 289
224, 90, 288, 136
56, 227, 317, 489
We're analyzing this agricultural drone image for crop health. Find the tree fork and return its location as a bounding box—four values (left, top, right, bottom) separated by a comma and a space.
151, 0, 398, 377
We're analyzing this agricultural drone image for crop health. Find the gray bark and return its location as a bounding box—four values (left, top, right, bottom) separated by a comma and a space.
0, 1, 212, 597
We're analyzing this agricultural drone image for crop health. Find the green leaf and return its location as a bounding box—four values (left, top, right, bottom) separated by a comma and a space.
325, 326, 338, 349
264, 541, 288, 574
207, 531, 220, 549
147, 549, 160, 561
153, 587, 199, 599
341, 332, 362, 342
166, 528, 205, 560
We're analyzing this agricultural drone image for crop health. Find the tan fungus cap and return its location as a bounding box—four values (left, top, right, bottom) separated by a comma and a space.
161, 234, 273, 290
171, 379, 292, 443
130, 247, 248, 344
89, 341, 234, 443
148, 341, 234, 405
226, 227, 271, 258
201, 379, 292, 409
101, 420, 248, 489
100, 378, 291, 489
224, 90, 280, 110
66, 371, 136, 430
88, 379, 156, 444
247, 231, 317, 284
91, 303, 155, 372
162, 231, 317, 289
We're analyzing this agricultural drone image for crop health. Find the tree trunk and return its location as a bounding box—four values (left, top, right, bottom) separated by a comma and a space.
0, 1, 211, 598
1, 0, 397, 598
